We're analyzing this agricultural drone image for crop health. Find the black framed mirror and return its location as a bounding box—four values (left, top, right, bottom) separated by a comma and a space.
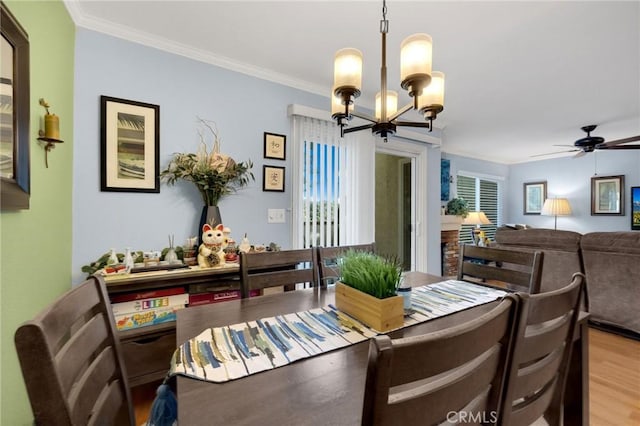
1, 1, 30, 210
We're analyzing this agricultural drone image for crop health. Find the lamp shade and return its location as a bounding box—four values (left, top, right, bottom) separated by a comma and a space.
462, 211, 492, 226
541, 198, 572, 216
334, 48, 363, 93
331, 86, 353, 117
375, 91, 398, 120
400, 33, 432, 94
417, 71, 445, 113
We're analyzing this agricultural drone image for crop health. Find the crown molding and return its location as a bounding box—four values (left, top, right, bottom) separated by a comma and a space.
63, 1, 327, 98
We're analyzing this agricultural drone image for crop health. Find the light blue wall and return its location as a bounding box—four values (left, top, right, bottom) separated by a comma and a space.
72, 29, 327, 283
507, 151, 640, 233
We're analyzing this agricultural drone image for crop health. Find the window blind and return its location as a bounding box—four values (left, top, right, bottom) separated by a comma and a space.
293, 115, 354, 249
457, 175, 499, 244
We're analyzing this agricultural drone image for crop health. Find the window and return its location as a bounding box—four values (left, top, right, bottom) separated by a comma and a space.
457, 174, 500, 244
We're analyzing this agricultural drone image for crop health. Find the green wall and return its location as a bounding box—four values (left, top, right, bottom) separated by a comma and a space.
0, 1, 74, 424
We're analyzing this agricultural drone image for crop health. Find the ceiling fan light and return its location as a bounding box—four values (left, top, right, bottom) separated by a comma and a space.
400, 33, 432, 96
375, 91, 398, 120
334, 48, 363, 98
418, 71, 445, 118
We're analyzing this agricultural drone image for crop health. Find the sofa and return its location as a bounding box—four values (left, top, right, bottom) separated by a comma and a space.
493, 228, 640, 338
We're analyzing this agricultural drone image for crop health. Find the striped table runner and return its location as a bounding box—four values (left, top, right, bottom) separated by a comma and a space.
170, 280, 506, 383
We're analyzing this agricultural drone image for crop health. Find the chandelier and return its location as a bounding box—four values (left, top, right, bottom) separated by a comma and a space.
331, 0, 445, 140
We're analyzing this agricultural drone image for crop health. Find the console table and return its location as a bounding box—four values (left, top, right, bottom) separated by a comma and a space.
103, 265, 240, 386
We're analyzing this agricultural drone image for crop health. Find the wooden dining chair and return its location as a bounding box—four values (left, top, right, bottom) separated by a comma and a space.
239, 248, 317, 298
499, 272, 585, 426
316, 243, 376, 287
458, 244, 544, 293
362, 296, 518, 426
14, 275, 135, 426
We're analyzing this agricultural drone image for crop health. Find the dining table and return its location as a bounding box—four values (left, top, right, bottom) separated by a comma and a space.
176, 272, 589, 425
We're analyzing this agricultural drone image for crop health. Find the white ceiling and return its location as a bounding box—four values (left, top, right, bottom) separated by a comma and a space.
65, 0, 640, 164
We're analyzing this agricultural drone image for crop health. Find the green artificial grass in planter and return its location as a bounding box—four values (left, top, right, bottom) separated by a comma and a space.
339, 250, 403, 299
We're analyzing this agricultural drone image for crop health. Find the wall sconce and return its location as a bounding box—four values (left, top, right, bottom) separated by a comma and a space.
37, 98, 63, 168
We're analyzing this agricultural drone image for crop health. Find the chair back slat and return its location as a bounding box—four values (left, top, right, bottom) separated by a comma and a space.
317, 243, 376, 287
500, 273, 585, 426
69, 346, 117, 424
458, 244, 544, 293
362, 296, 518, 426
385, 344, 502, 423
15, 276, 134, 426
240, 248, 317, 298
57, 313, 109, 394
390, 298, 514, 384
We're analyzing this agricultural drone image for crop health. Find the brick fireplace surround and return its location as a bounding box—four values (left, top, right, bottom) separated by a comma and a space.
441, 230, 460, 277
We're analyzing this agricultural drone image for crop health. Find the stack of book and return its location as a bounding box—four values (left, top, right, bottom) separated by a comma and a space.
111, 287, 188, 331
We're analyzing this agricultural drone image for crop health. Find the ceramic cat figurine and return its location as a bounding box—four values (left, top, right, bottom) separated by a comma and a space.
197, 224, 229, 268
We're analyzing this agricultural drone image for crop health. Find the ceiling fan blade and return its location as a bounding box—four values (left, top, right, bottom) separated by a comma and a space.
596, 144, 640, 150
530, 149, 579, 158
552, 144, 576, 148
573, 151, 587, 159
600, 135, 640, 147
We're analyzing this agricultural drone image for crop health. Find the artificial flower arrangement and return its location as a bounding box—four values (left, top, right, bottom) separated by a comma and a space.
160, 119, 254, 206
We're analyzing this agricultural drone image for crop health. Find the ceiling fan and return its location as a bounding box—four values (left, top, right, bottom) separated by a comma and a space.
532, 125, 640, 158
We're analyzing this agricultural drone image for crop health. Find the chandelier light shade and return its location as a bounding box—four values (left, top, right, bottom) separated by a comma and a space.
331, 0, 445, 140
417, 71, 445, 119
400, 33, 433, 96
332, 87, 354, 117
333, 48, 363, 98
541, 198, 572, 230
375, 91, 398, 120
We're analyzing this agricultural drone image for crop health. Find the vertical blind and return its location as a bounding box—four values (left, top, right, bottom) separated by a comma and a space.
457, 175, 499, 244
293, 115, 353, 249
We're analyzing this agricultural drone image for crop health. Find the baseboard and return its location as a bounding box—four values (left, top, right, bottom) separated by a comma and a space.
588, 320, 640, 341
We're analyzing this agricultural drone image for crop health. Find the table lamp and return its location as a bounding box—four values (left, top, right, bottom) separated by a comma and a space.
462, 211, 492, 245
541, 198, 572, 230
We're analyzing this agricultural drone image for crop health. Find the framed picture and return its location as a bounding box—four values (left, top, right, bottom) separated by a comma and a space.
523, 181, 547, 215
100, 96, 160, 193
591, 175, 624, 215
263, 165, 285, 192
632, 187, 640, 230
0, 3, 30, 210
264, 132, 286, 160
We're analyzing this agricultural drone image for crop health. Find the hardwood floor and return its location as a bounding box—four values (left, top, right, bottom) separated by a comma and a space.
589, 328, 640, 426
132, 327, 640, 425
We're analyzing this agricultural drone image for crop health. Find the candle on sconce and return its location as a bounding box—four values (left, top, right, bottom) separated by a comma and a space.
44, 113, 60, 140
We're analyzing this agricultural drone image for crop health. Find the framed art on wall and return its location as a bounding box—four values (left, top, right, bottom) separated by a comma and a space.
591, 175, 624, 216
264, 132, 286, 160
0, 3, 30, 210
263, 165, 285, 192
632, 187, 640, 230
100, 96, 160, 193
523, 181, 547, 215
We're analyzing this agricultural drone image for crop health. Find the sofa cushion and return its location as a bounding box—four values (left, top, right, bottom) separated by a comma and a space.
581, 232, 640, 334
493, 228, 583, 293
495, 228, 582, 252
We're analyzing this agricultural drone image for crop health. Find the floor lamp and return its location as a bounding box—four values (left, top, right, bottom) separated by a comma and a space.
462, 211, 492, 245
541, 198, 572, 230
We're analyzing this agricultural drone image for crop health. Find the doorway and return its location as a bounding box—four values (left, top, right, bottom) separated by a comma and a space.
375, 152, 413, 270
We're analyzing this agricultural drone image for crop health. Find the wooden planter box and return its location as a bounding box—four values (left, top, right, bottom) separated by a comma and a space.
335, 282, 404, 332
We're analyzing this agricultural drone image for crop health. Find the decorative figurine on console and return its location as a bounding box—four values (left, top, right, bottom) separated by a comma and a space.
197, 224, 229, 268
